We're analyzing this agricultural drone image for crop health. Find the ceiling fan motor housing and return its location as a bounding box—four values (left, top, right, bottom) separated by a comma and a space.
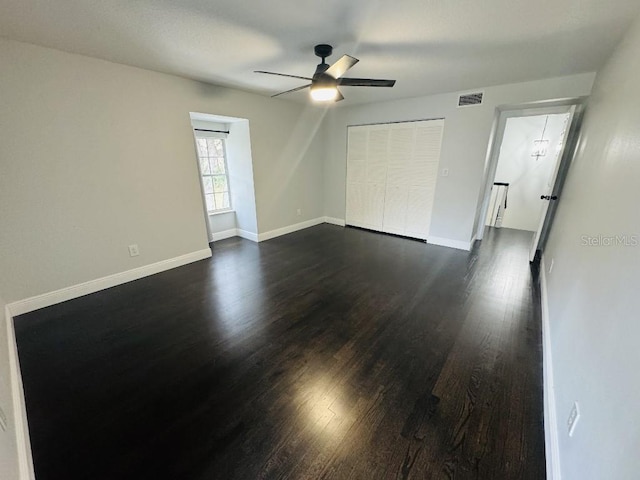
314, 67, 332, 79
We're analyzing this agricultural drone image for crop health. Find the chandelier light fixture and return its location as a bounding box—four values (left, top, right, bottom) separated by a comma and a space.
532, 116, 550, 160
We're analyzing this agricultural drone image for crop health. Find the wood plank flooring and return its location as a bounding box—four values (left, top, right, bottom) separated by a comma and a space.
14, 225, 545, 479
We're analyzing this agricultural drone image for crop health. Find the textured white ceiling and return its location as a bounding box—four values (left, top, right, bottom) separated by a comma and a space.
1, 0, 639, 105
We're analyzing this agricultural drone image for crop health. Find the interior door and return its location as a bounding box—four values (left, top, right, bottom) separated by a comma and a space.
529, 107, 576, 261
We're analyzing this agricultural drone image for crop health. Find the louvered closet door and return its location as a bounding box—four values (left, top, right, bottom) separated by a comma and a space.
346, 119, 444, 240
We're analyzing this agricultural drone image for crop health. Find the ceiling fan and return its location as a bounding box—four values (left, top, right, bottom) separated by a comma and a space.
255, 44, 396, 102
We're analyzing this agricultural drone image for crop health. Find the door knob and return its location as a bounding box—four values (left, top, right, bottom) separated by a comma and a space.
540, 195, 558, 200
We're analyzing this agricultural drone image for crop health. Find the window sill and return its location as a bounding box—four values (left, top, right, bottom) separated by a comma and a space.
208, 209, 235, 217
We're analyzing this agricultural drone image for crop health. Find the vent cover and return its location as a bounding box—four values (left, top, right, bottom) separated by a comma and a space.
458, 92, 484, 107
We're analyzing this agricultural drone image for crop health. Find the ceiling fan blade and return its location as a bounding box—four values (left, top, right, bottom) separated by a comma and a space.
324, 55, 359, 79
338, 78, 396, 87
271, 84, 312, 97
335, 89, 345, 102
255, 70, 313, 81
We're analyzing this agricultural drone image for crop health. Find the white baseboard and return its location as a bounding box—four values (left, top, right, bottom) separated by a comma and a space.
216, 218, 343, 244
7, 248, 212, 317
540, 256, 562, 480
236, 229, 258, 242
258, 217, 325, 242
323, 216, 346, 227
5, 306, 35, 480
209, 228, 238, 242
427, 235, 472, 251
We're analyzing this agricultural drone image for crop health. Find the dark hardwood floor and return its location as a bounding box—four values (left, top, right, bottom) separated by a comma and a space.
15, 225, 545, 479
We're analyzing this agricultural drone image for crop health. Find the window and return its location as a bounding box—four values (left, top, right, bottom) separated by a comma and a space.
195, 136, 231, 212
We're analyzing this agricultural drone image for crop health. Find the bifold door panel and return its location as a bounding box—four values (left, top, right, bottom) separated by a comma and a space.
346, 120, 444, 240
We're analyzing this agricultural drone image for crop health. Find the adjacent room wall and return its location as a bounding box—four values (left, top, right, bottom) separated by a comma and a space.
0, 38, 327, 304
543, 14, 640, 480
324, 73, 595, 247
489, 114, 568, 232
0, 297, 20, 480
226, 120, 259, 236
208, 213, 237, 239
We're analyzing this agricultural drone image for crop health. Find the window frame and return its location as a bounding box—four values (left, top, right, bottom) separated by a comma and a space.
194, 134, 233, 214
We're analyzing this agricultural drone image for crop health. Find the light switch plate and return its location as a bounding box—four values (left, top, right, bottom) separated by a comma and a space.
568, 402, 580, 437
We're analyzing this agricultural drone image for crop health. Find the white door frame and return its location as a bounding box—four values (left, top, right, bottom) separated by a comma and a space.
473, 97, 588, 257
527, 107, 576, 261
532, 103, 587, 261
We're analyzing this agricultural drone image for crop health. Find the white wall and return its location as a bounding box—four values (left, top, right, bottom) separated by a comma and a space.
489, 114, 568, 231
324, 74, 595, 246
0, 297, 20, 480
543, 14, 640, 480
255, 106, 328, 232
0, 39, 327, 303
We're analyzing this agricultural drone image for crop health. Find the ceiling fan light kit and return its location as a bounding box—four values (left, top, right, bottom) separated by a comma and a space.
255, 44, 396, 103
310, 85, 339, 102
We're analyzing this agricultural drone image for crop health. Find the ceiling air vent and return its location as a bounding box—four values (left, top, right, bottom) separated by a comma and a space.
457, 92, 484, 107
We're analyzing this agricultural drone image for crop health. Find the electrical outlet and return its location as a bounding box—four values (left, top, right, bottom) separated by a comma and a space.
567, 402, 580, 437
549, 258, 555, 274
442, 168, 450, 177
296, 209, 302, 216
128, 244, 140, 257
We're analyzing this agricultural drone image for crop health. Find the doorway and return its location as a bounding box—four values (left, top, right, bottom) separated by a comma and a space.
475, 99, 586, 261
